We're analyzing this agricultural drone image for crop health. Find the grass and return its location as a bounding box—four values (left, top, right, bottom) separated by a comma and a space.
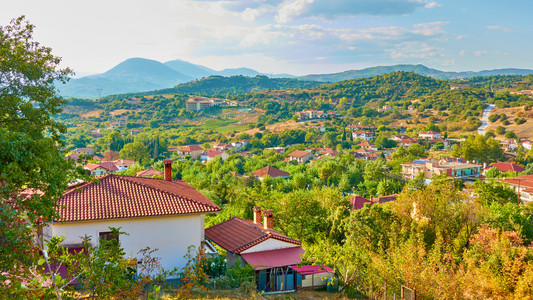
199, 119, 249, 134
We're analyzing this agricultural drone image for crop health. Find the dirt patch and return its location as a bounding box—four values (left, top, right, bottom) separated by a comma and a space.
80, 109, 103, 118
110, 109, 138, 116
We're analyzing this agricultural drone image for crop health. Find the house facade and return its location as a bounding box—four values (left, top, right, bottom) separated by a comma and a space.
419, 131, 442, 139
45, 160, 221, 275
84, 162, 119, 176
287, 150, 313, 164
401, 159, 482, 179
176, 145, 203, 159
352, 131, 375, 141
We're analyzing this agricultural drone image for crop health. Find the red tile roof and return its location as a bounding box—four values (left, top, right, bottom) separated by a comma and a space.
251, 166, 290, 178
84, 162, 119, 172
288, 150, 311, 158
350, 196, 372, 210
500, 174, 533, 189
136, 169, 164, 177
56, 174, 220, 222
204, 149, 224, 158
486, 162, 525, 173
205, 217, 300, 254
374, 194, 398, 204
178, 145, 203, 152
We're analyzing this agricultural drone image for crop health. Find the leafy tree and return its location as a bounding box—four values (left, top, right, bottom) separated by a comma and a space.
0, 16, 85, 293
120, 142, 150, 163
453, 135, 505, 163
504, 130, 517, 139
495, 125, 506, 135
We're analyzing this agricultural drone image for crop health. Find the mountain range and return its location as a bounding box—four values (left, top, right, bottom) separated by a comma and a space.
58, 58, 533, 98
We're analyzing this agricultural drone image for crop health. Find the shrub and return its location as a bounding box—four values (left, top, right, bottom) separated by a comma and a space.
514, 118, 527, 125
495, 126, 506, 135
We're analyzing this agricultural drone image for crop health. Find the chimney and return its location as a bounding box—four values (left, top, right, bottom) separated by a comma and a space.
253, 206, 262, 224
163, 159, 173, 181
263, 210, 273, 230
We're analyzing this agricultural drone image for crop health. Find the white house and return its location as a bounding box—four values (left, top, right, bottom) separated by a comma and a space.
419, 131, 441, 139
205, 207, 304, 293
83, 162, 119, 176
352, 131, 375, 141
45, 160, 221, 276
111, 159, 137, 171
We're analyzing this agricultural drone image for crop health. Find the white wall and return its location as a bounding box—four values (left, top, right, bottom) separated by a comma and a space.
47, 214, 205, 274
240, 238, 299, 254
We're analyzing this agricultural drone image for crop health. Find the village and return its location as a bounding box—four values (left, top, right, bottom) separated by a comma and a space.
52, 108, 533, 296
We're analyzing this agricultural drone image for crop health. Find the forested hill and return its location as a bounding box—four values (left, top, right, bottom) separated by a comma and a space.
316, 71, 448, 102
243, 72, 449, 105
107, 75, 324, 99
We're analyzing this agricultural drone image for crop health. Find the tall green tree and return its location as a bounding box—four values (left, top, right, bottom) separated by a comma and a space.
0, 16, 84, 295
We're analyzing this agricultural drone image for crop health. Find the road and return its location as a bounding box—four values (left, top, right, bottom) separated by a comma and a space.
477, 103, 496, 135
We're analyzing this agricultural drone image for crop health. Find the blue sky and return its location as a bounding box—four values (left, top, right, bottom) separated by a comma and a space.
1, 0, 532, 76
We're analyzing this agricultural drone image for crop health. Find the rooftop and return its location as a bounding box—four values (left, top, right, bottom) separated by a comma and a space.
56, 174, 220, 222
251, 166, 290, 178
205, 217, 300, 254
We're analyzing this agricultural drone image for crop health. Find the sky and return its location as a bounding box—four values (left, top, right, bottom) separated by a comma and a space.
1, 0, 532, 76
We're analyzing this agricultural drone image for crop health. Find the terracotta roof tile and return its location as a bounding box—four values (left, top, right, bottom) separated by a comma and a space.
288, 150, 311, 158
57, 174, 220, 222
486, 162, 525, 173
178, 145, 203, 152
136, 169, 164, 177
205, 217, 300, 254
251, 166, 290, 178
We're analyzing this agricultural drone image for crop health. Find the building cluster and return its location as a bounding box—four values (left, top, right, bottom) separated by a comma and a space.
401, 158, 482, 180
185, 96, 229, 111
295, 110, 340, 121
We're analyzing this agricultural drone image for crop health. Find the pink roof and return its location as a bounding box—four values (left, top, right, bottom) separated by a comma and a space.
292, 264, 334, 275
420, 131, 440, 135
241, 247, 305, 270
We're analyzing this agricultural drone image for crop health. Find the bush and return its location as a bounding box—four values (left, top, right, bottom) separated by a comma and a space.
488, 114, 500, 123
495, 126, 506, 135
514, 117, 527, 125
505, 131, 517, 139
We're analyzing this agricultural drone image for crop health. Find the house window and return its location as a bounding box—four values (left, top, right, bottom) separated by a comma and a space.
99, 231, 119, 246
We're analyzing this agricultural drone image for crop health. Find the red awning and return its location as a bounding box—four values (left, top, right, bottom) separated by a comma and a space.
241, 247, 305, 270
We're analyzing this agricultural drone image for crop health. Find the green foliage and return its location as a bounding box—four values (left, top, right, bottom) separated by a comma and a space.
452, 135, 505, 163
495, 125, 506, 135
120, 142, 150, 163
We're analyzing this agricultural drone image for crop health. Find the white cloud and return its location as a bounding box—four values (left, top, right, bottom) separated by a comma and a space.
275, 0, 313, 23
424, 1, 440, 8
474, 51, 487, 57
456, 35, 465, 40
486, 25, 515, 32
459, 50, 466, 56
